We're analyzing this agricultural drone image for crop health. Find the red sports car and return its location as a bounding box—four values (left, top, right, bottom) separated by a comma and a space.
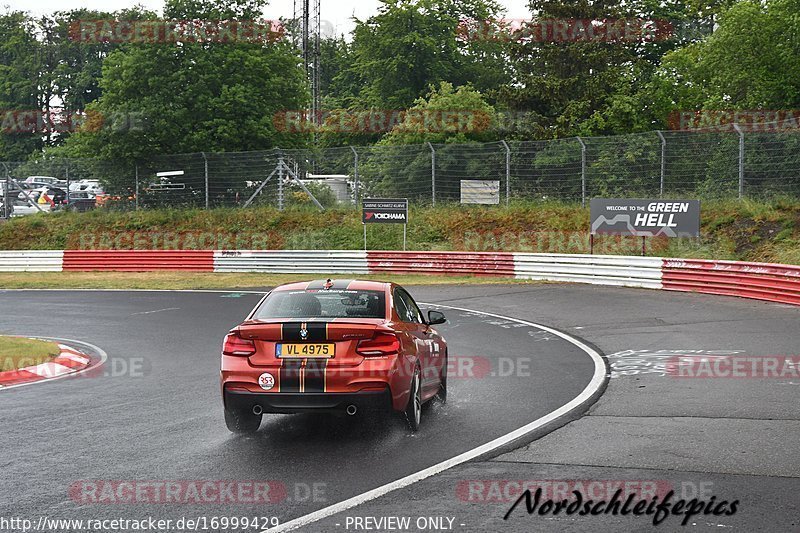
221, 279, 448, 433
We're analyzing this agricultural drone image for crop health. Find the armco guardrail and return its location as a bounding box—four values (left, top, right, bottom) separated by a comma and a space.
514, 254, 663, 289
1, 249, 798, 307
214, 250, 368, 273
663, 258, 800, 306
0, 251, 63, 272
368, 251, 515, 276
62, 250, 214, 272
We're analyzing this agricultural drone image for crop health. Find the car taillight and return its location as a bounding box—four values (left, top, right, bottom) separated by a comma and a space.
356, 332, 400, 357
222, 332, 256, 356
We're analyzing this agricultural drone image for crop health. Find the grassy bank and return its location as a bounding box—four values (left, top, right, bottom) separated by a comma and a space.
1, 199, 798, 264
0, 336, 60, 372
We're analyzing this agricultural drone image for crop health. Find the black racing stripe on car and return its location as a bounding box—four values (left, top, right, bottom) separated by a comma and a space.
307, 322, 327, 342
282, 322, 326, 342
283, 323, 303, 342
304, 359, 328, 393
280, 360, 302, 393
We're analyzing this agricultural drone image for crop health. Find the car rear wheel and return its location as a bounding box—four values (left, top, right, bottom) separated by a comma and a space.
404, 367, 422, 432
224, 408, 262, 434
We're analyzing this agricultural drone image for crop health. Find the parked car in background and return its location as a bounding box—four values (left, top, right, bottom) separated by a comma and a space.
16, 182, 40, 201
58, 191, 96, 212
28, 186, 67, 209
25, 176, 67, 188
69, 179, 103, 193
8, 201, 44, 217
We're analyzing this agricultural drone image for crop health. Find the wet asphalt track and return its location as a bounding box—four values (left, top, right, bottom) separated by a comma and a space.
1, 284, 797, 532
0, 288, 596, 529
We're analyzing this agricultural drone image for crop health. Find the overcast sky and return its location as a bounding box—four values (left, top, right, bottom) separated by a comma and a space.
12, 0, 532, 35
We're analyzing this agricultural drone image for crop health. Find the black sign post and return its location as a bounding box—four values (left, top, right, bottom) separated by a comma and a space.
362, 198, 409, 251
590, 198, 701, 256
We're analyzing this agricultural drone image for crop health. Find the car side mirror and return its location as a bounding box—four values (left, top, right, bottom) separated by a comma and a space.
427, 310, 446, 325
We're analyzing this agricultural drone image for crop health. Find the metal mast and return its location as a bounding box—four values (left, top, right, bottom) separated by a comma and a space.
293, 0, 321, 130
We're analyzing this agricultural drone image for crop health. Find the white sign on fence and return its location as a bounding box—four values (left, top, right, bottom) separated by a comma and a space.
460, 180, 500, 205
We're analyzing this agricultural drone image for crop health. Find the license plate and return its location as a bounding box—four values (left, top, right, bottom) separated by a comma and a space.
276, 343, 335, 358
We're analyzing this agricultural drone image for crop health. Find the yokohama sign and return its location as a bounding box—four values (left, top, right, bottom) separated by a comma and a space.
362, 199, 408, 224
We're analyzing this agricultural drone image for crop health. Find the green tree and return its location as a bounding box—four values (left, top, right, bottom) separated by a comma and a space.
61, 0, 309, 162
652, 0, 800, 110
380, 82, 496, 145
641, 0, 800, 197
37, 8, 158, 148
342, 0, 507, 110
499, 0, 720, 139
0, 11, 44, 160
364, 82, 502, 201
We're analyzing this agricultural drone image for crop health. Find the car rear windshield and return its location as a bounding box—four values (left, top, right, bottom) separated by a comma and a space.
254, 289, 386, 319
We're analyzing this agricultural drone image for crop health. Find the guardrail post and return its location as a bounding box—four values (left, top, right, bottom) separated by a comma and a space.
350, 146, 359, 206
576, 137, 587, 208
656, 131, 666, 197
201, 152, 209, 209
500, 140, 511, 206
733, 123, 744, 198
427, 142, 436, 206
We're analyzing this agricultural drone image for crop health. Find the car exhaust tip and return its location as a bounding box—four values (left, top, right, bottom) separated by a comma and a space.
252, 405, 263, 416
346, 404, 357, 416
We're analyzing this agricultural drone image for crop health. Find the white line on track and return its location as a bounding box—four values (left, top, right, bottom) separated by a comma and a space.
0, 337, 108, 392
264, 303, 607, 533
129, 307, 181, 316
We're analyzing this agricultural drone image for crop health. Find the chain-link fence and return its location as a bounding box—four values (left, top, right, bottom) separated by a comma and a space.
1, 128, 799, 217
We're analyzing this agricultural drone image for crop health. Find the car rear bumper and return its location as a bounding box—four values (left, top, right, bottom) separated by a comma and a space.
224, 387, 393, 415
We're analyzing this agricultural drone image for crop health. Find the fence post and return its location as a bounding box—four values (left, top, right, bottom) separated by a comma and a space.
500, 140, 511, 206
201, 152, 209, 209
350, 146, 359, 206
277, 154, 285, 211
65, 159, 70, 202
656, 131, 666, 197
576, 137, 587, 208
733, 123, 744, 198
427, 142, 436, 206
134, 164, 139, 210
1, 163, 8, 219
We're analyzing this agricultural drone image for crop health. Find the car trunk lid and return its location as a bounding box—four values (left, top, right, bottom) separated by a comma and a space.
238, 319, 386, 367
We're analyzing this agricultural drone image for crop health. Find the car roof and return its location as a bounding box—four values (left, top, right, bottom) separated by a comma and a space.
273, 279, 391, 292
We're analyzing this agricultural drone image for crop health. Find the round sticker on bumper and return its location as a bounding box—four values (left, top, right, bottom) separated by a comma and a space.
258, 373, 275, 391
